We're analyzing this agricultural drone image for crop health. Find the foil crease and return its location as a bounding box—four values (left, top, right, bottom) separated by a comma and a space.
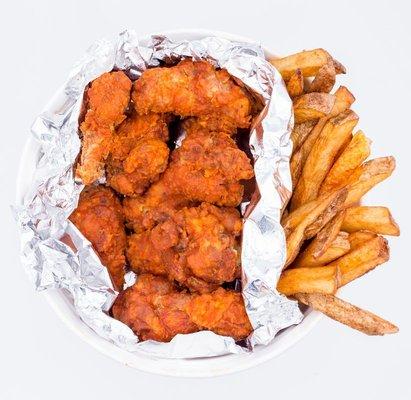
14, 30, 303, 359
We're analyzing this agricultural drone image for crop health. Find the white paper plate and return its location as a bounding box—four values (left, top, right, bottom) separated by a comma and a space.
15, 29, 322, 378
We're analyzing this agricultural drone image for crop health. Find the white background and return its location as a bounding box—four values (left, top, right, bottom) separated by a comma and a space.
1, 0, 410, 398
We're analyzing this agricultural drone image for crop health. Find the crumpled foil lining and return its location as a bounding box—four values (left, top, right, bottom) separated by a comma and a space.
14, 30, 303, 359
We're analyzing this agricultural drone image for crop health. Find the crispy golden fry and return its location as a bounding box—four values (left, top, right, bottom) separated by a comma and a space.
308, 211, 346, 258
307, 62, 336, 93
348, 230, 378, 249
320, 131, 371, 195
293, 93, 336, 123
327, 236, 389, 287
285, 189, 347, 267
294, 293, 398, 335
294, 211, 344, 265
277, 266, 340, 296
291, 121, 317, 154
304, 192, 347, 239
286, 69, 304, 98
290, 86, 355, 188
283, 189, 345, 235
270, 49, 345, 80
291, 110, 359, 210
293, 232, 350, 268
341, 206, 400, 236
344, 157, 396, 207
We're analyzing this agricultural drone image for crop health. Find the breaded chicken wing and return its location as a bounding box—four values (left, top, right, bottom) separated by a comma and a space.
107, 113, 170, 196
112, 274, 252, 342
69, 186, 126, 290
132, 60, 252, 131
76, 71, 132, 184
126, 203, 242, 293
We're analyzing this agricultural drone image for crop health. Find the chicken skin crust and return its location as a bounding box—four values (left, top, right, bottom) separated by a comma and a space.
76, 71, 132, 185
166, 127, 254, 206
112, 274, 252, 342
127, 203, 242, 293
132, 60, 252, 131
107, 113, 170, 196
123, 123, 254, 232
69, 186, 126, 290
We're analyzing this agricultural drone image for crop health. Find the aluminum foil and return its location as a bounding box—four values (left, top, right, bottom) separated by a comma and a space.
14, 30, 303, 359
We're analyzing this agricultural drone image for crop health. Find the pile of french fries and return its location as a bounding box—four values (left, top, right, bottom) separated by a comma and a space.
270, 49, 399, 335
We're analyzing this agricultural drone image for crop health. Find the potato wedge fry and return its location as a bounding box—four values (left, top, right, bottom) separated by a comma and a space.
344, 157, 396, 207
348, 231, 378, 249
294, 293, 398, 335
286, 69, 304, 98
304, 194, 347, 239
331, 86, 356, 115
327, 236, 389, 286
283, 190, 344, 233
290, 86, 355, 186
270, 49, 345, 80
341, 206, 400, 236
291, 120, 317, 154
277, 266, 340, 296
292, 232, 350, 268
331, 58, 347, 75
293, 93, 336, 123
285, 189, 347, 267
292, 210, 347, 267
291, 110, 359, 210
320, 131, 371, 195
310, 211, 346, 258
307, 61, 336, 93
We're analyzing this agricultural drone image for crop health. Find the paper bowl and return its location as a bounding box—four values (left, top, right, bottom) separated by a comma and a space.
16, 29, 322, 378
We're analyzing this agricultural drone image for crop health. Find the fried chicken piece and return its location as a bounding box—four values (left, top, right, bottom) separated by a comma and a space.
132, 60, 252, 130
69, 186, 126, 290
123, 122, 253, 232
112, 274, 252, 342
76, 71, 132, 185
165, 128, 254, 206
126, 203, 242, 292
107, 113, 170, 196
123, 178, 193, 233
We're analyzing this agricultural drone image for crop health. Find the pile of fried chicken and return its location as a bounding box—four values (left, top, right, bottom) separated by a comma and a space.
70, 60, 258, 342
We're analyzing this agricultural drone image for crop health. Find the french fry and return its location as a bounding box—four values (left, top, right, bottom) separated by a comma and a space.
290, 86, 355, 186
327, 236, 389, 286
342, 206, 400, 236
293, 232, 350, 268
291, 120, 317, 154
283, 190, 343, 233
292, 208, 347, 265
320, 131, 371, 195
293, 93, 336, 123
344, 157, 396, 207
286, 69, 304, 98
270, 49, 345, 80
309, 211, 346, 258
331, 58, 347, 75
294, 293, 398, 335
307, 61, 336, 93
285, 189, 347, 266
348, 231, 378, 249
291, 110, 359, 210
277, 266, 340, 296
